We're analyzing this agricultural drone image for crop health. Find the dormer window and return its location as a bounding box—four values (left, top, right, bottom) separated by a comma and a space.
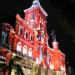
18, 25, 22, 35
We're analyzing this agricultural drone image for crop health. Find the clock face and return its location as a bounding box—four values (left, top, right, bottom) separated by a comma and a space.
29, 19, 35, 28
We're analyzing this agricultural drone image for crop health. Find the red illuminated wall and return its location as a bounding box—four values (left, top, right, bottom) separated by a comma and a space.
8, 0, 66, 71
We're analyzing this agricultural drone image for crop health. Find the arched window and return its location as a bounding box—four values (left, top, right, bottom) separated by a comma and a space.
28, 48, 32, 57
16, 42, 21, 52
23, 45, 27, 55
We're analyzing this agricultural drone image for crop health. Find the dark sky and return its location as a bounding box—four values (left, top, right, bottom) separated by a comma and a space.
0, 0, 75, 70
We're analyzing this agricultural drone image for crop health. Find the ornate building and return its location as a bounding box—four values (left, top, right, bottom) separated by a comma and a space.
0, 0, 66, 75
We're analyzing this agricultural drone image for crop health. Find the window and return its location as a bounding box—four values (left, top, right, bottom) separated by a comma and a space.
37, 34, 41, 41
24, 30, 26, 38
37, 32, 41, 41
26, 32, 28, 38
24, 30, 28, 39
6, 33, 9, 44
1, 31, 7, 44
23, 45, 27, 55
39, 46, 43, 62
30, 33, 33, 42
37, 32, 44, 41
18, 25, 22, 35
47, 50, 51, 65
16, 42, 21, 52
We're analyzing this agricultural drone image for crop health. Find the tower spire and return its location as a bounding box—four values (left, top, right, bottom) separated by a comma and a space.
51, 30, 57, 42
32, 0, 40, 6
51, 30, 59, 50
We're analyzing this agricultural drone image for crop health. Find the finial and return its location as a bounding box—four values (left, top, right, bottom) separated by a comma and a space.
32, 0, 40, 6
50, 30, 57, 42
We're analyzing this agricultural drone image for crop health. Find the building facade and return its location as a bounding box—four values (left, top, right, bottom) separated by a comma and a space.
0, 0, 66, 75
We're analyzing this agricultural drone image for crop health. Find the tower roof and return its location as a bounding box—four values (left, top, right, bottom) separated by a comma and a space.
24, 0, 48, 16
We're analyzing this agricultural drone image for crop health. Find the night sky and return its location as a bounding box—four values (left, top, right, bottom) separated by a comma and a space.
0, 0, 75, 70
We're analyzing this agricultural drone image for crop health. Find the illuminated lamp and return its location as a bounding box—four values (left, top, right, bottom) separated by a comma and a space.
50, 64, 54, 70
61, 65, 65, 71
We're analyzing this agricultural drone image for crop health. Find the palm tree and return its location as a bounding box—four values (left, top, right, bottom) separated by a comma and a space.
8, 54, 24, 75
